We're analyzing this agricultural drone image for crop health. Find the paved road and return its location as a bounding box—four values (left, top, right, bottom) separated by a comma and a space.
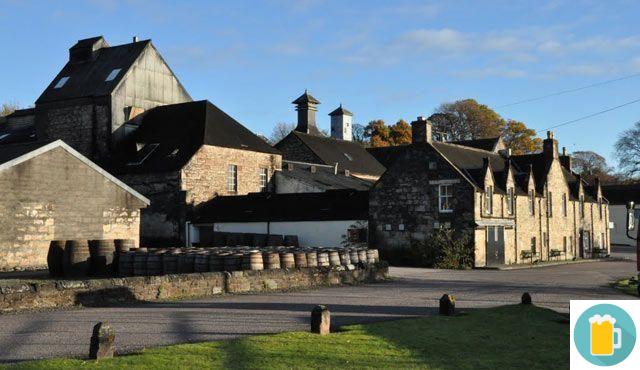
0, 261, 635, 362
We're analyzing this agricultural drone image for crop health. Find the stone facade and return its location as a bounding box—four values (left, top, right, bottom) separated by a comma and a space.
275, 134, 323, 164
0, 145, 147, 270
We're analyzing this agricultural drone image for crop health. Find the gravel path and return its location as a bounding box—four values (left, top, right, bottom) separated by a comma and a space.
0, 260, 634, 363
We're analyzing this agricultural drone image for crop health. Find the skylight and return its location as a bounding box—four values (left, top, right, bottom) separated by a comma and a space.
54, 76, 70, 89
0, 133, 10, 140
105, 68, 122, 82
127, 143, 159, 166
343, 153, 353, 161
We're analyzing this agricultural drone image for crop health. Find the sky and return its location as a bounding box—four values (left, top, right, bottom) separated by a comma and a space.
1, 0, 640, 168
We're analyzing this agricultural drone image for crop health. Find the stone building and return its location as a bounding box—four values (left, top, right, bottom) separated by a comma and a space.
0, 140, 149, 270
275, 91, 385, 181
369, 117, 610, 267
32, 36, 191, 164
109, 100, 282, 245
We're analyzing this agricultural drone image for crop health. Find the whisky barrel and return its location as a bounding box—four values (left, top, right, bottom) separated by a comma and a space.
371, 249, 380, 263
242, 251, 264, 271
279, 252, 295, 269
178, 253, 196, 273
133, 251, 148, 276
47, 240, 66, 277
357, 250, 367, 264
283, 235, 299, 248
162, 251, 179, 274
223, 253, 242, 272
263, 252, 280, 270
194, 252, 210, 272
366, 249, 376, 264
89, 239, 116, 276
114, 239, 135, 253
118, 251, 135, 277
316, 251, 330, 267
293, 252, 308, 268
63, 240, 90, 278
349, 249, 360, 264
305, 251, 318, 268
339, 250, 351, 266
209, 253, 224, 272
328, 250, 341, 267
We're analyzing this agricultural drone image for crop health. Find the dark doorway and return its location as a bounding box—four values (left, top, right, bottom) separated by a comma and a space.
486, 226, 505, 266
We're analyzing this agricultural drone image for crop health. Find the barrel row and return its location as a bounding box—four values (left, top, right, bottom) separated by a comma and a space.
47, 239, 136, 278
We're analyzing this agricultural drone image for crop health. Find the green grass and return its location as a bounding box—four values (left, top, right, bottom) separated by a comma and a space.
4, 305, 569, 370
612, 277, 639, 296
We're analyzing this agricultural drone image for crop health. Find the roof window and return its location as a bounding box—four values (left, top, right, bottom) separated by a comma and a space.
127, 143, 159, 166
105, 68, 122, 82
0, 133, 10, 140
343, 153, 353, 161
54, 76, 70, 89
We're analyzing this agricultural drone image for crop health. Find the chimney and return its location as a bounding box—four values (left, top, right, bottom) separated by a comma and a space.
411, 116, 432, 144
543, 130, 559, 161
292, 90, 321, 135
133, 36, 139, 43
329, 104, 353, 141
69, 36, 108, 63
559, 146, 572, 171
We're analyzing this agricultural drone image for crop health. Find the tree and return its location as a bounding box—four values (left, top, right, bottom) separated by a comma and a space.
502, 119, 542, 155
351, 123, 367, 145
268, 122, 295, 144
1, 102, 20, 118
389, 119, 412, 146
364, 119, 391, 147
432, 99, 505, 141
615, 121, 640, 179
572, 151, 618, 184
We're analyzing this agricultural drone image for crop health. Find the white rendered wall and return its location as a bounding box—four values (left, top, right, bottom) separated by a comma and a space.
609, 204, 639, 246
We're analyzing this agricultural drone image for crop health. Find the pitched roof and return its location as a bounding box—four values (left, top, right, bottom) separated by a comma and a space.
192, 189, 368, 223
36, 38, 166, 104
449, 137, 503, 152
277, 131, 386, 176
292, 91, 320, 105
366, 145, 408, 168
0, 122, 36, 145
111, 100, 280, 173
328, 105, 353, 116
602, 184, 640, 205
0, 140, 149, 205
277, 161, 374, 191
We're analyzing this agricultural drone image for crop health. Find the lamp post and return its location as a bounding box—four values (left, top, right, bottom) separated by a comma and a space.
626, 201, 639, 295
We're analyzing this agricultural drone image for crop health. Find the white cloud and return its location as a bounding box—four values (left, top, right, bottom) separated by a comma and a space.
454, 67, 527, 79
400, 28, 469, 52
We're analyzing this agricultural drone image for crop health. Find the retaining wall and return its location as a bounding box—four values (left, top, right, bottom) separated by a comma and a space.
0, 263, 388, 313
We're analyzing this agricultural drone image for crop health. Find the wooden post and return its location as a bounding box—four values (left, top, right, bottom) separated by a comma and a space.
311, 305, 330, 335
439, 294, 455, 316
521, 292, 532, 305
89, 322, 115, 360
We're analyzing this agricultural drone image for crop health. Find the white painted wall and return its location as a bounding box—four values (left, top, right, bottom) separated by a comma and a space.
609, 204, 639, 246
331, 114, 352, 141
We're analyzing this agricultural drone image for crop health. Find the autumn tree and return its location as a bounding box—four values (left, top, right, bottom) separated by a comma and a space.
615, 121, 640, 179
431, 99, 504, 140
1, 102, 20, 118
389, 119, 412, 146
364, 120, 391, 147
502, 120, 542, 155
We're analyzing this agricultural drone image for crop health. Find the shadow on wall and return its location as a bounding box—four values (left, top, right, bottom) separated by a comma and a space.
74, 287, 141, 307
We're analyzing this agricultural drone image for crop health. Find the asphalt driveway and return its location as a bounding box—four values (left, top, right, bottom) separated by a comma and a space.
0, 261, 635, 362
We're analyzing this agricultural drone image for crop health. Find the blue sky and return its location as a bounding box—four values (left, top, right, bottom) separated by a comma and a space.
1, 0, 639, 168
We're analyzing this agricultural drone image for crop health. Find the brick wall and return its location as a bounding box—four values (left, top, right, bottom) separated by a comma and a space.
0, 147, 146, 270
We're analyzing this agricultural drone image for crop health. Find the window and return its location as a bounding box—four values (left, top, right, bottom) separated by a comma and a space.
384, 224, 391, 231
105, 68, 122, 82
562, 194, 567, 217
485, 186, 493, 215
126, 143, 159, 166
227, 164, 238, 193
528, 190, 535, 215
398, 224, 405, 231
531, 237, 536, 254
0, 133, 10, 140
580, 195, 585, 218
343, 153, 353, 161
259, 168, 268, 192
439, 184, 453, 213
54, 76, 70, 89
598, 198, 603, 220
507, 187, 514, 215
563, 236, 567, 252
543, 232, 548, 249
546, 191, 553, 217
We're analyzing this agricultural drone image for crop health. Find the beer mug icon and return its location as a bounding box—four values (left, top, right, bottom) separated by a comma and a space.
589, 314, 622, 356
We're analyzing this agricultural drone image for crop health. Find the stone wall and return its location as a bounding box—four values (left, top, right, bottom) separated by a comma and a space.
275, 134, 323, 164
0, 264, 388, 313
0, 147, 146, 270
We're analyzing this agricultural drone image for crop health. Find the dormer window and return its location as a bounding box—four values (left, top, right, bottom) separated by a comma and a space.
105, 68, 122, 82
54, 76, 70, 89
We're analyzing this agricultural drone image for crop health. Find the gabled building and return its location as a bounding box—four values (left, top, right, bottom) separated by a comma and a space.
110, 100, 282, 245
369, 117, 610, 267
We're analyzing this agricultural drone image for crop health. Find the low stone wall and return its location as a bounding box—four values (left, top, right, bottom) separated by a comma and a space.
0, 263, 388, 313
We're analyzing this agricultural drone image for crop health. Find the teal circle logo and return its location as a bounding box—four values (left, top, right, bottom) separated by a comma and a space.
574, 304, 636, 366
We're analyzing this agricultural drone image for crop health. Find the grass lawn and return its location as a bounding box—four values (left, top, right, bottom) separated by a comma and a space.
612, 277, 639, 296
4, 305, 569, 370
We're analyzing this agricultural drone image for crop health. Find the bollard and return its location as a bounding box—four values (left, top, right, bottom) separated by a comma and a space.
89, 322, 115, 360
521, 292, 532, 305
439, 294, 455, 316
311, 305, 330, 335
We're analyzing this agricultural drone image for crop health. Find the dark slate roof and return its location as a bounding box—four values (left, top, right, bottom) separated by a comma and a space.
111, 100, 280, 173
292, 91, 320, 105
0, 122, 37, 145
449, 137, 502, 152
367, 145, 408, 168
277, 131, 386, 176
36, 38, 151, 104
328, 105, 353, 116
192, 189, 368, 223
0, 140, 55, 165
6, 108, 35, 118
601, 184, 640, 205
278, 161, 374, 191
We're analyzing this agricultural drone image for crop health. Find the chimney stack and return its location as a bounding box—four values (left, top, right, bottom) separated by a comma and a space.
329, 104, 353, 141
543, 130, 559, 161
411, 116, 432, 144
559, 146, 572, 171
69, 36, 108, 63
292, 90, 321, 136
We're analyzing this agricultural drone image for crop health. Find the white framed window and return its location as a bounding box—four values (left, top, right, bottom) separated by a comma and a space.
528, 190, 535, 215
105, 68, 122, 82
507, 187, 514, 215
438, 184, 453, 213
562, 194, 567, 217
259, 168, 268, 192
485, 186, 493, 215
54, 76, 70, 89
228, 164, 238, 193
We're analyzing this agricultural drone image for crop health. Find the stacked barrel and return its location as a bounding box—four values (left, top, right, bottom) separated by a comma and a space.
47, 241, 380, 278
